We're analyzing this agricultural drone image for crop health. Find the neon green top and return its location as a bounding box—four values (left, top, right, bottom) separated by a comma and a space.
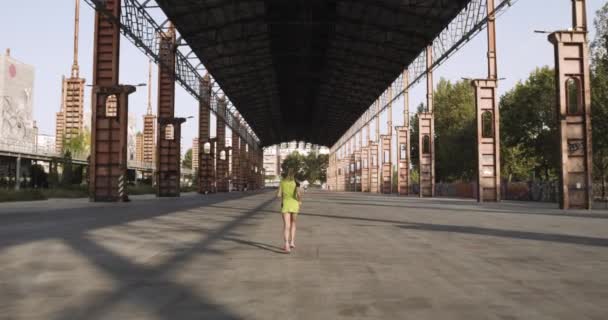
280, 179, 300, 214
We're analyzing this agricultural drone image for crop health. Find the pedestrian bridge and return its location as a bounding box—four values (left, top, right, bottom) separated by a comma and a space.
1, 190, 607, 319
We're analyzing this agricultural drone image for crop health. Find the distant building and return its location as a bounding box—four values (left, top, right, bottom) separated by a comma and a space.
55, 0, 86, 153
135, 132, 144, 162
0, 48, 36, 150
263, 142, 329, 185
127, 113, 138, 161
143, 61, 156, 165
192, 137, 199, 170
36, 134, 56, 154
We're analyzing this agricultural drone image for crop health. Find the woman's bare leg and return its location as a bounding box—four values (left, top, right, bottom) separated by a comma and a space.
289, 214, 297, 248
282, 213, 291, 252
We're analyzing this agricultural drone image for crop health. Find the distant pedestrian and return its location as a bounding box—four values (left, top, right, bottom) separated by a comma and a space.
277, 168, 302, 253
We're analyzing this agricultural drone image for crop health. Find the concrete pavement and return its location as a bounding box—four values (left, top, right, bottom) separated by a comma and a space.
0, 190, 607, 319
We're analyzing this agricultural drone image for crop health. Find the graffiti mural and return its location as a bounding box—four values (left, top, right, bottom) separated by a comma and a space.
0, 54, 36, 148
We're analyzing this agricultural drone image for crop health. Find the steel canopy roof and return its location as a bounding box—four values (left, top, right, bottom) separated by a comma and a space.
155, 0, 471, 147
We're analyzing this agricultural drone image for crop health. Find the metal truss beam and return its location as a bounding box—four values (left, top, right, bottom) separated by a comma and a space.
83, 0, 260, 148
331, 0, 516, 153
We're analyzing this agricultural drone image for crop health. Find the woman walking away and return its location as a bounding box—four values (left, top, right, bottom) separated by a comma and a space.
277, 169, 302, 253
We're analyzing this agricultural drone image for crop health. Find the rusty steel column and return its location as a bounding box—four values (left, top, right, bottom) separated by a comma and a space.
89, 0, 136, 202
339, 151, 344, 192
397, 70, 411, 196
472, 0, 501, 202
549, 0, 592, 209
216, 97, 229, 192
361, 124, 370, 192
355, 129, 363, 192
419, 46, 436, 197
381, 88, 393, 194
369, 101, 380, 193
232, 128, 241, 191
240, 137, 248, 190
156, 26, 184, 197
198, 74, 215, 194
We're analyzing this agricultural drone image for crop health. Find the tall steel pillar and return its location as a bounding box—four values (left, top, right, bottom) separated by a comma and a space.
89, 0, 136, 202
370, 101, 380, 193
232, 127, 241, 191
549, 0, 593, 209
216, 97, 229, 192
361, 123, 370, 192
397, 70, 411, 195
355, 129, 363, 192
472, 0, 501, 202
198, 74, 215, 194
381, 88, 393, 194
156, 26, 184, 197
240, 137, 248, 190
419, 46, 435, 197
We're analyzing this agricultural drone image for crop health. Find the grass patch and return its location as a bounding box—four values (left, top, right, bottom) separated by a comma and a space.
42, 185, 89, 199
0, 189, 47, 202
127, 184, 156, 195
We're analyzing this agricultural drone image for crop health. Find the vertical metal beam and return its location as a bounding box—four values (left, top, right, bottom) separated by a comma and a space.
198, 74, 214, 194
156, 26, 183, 197
419, 46, 435, 197
549, 0, 593, 209
240, 136, 248, 190
89, 0, 136, 202
473, 79, 501, 202
397, 70, 411, 195
472, 0, 501, 202
216, 97, 228, 192
381, 88, 393, 194
232, 126, 241, 191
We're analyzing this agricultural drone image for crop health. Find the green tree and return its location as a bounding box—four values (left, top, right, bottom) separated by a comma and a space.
433, 78, 476, 181
302, 152, 329, 183
182, 148, 193, 169
410, 103, 424, 169
63, 129, 91, 158
281, 152, 305, 181
500, 66, 558, 181
591, 3, 608, 199
61, 151, 74, 187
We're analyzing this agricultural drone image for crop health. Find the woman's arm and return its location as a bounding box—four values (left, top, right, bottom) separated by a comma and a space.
276, 183, 282, 198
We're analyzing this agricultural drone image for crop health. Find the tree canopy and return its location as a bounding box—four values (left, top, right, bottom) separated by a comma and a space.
281, 151, 328, 183
182, 148, 193, 169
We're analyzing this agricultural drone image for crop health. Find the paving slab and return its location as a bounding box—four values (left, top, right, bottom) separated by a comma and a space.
0, 190, 607, 320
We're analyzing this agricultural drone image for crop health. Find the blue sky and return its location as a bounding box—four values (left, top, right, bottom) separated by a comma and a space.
0, 0, 604, 152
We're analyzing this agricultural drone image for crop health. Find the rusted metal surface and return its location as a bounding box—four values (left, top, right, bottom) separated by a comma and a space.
397, 70, 410, 196
396, 127, 410, 195
381, 135, 392, 194
349, 152, 356, 192
549, 0, 592, 209
240, 138, 248, 190
419, 46, 435, 198
216, 97, 229, 192
198, 75, 215, 194
232, 125, 241, 191
472, 0, 501, 202
418, 113, 435, 197
369, 141, 379, 193
156, 26, 182, 197
89, 0, 136, 202
354, 150, 362, 192
361, 145, 370, 192
473, 79, 501, 202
